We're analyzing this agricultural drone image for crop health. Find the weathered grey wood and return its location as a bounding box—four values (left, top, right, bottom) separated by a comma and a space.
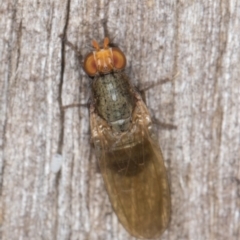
0, 0, 239, 239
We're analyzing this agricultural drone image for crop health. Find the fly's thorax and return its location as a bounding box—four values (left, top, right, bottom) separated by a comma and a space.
92, 71, 136, 132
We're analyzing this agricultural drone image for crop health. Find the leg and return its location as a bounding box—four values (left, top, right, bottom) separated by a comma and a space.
62, 102, 89, 110
59, 34, 83, 63
135, 75, 178, 131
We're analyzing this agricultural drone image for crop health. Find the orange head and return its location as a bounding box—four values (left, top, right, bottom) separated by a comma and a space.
83, 37, 126, 76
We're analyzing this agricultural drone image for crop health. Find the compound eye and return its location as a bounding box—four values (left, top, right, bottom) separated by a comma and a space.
112, 48, 126, 70
83, 53, 97, 76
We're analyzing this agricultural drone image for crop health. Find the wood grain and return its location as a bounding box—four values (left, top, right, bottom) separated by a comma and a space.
0, 0, 239, 239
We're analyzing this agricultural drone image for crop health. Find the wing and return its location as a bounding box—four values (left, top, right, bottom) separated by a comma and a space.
90, 95, 171, 239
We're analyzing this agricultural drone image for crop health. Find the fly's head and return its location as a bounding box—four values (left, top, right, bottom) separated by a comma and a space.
83, 37, 126, 76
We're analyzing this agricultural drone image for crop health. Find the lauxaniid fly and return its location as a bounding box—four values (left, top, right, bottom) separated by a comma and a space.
81, 37, 170, 238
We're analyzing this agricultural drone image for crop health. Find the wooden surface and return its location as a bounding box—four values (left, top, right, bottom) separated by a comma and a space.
0, 0, 239, 239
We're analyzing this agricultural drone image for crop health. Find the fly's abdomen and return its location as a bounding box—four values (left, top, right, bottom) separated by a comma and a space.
92, 72, 136, 132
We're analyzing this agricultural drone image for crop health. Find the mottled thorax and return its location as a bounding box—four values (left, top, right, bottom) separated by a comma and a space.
92, 71, 136, 132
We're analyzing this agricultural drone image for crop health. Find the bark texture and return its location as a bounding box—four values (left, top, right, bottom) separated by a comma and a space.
0, 0, 239, 239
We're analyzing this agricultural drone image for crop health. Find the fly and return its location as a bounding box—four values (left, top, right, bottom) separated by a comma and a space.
83, 37, 171, 238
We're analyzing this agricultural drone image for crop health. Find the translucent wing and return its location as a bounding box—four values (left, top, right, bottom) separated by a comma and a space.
90, 94, 171, 239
